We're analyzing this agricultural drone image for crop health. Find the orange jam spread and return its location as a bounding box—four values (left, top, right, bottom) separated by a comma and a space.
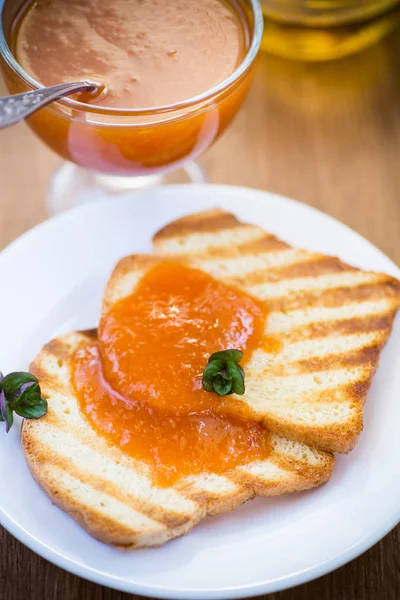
15, 0, 246, 109
72, 262, 270, 485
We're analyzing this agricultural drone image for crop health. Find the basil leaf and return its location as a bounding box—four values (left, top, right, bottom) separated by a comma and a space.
203, 360, 224, 378
208, 349, 243, 364
202, 349, 245, 397
0, 389, 7, 423
15, 397, 48, 419
212, 374, 233, 396
202, 377, 215, 393
226, 361, 245, 395
2, 372, 38, 399
202, 360, 224, 391
14, 382, 41, 408
0, 371, 47, 431
3, 402, 14, 433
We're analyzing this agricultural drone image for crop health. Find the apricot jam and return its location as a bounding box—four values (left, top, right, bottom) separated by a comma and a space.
14, 0, 246, 110
72, 263, 270, 485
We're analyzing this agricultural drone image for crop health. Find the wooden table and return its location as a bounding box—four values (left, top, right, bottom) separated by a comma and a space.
1, 30, 400, 600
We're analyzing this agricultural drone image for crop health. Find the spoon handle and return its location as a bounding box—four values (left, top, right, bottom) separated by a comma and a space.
0, 81, 97, 129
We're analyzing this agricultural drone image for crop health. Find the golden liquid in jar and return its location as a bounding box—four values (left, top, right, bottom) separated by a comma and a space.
260, 0, 400, 61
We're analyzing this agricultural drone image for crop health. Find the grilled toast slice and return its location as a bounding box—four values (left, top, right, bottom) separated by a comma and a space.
153, 210, 400, 453
22, 330, 334, 549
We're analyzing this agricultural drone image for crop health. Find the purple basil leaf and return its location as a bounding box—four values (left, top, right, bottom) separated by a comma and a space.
19, 381, 35, 395
0, 389, 6, 422
2, 372, 38, 399
0, 392, 13, 432
4, 404, 13, 433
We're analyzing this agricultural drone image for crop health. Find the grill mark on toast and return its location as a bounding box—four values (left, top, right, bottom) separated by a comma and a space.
260, 410, 362, 454
80, 328, 97, 339
24, 437, 198, 529
204, 489, 252, 515
155, 210, 241, 238
154, 227, 265, 255
112, 254, 162, 277
269, 452, 333, 480
348, 380, 373, 404
268, 279, 400, 313
43, 338, 72, 359
194, 235, 290, 258
260, 332, 387, 377
29, 363, 63, 392
297, 384, 363, 406
31, 354, 74, 395
225, 468, 278, 490
284, 313, 396, 343
288, 344, 382, 376
226, 463, 331, 494
235, 256, 356, 286
154, 237, 290, 261
239, 235, 291, 254
185, 487, 251, 514
263, 330, 382, 366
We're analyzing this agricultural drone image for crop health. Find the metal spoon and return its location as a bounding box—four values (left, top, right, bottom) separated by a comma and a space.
0, 81, 98, 129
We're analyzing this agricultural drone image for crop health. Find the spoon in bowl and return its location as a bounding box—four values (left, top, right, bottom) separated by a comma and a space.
0, 80, 98, 129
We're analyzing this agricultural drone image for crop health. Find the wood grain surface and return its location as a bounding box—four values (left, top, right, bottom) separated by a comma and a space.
1, 29, 400, 600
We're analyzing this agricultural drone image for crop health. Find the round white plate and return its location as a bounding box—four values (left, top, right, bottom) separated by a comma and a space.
1, 185, 399, 599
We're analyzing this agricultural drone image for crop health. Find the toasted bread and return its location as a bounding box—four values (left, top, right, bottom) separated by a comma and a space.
22, 330, 334, 549
153, 210, 400, 453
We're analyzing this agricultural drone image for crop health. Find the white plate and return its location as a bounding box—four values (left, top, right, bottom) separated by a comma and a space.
1, 184, 399, 599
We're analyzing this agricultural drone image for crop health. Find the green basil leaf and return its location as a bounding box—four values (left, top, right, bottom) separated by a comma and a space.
202, 378, 214, 392
212, 374, 233, 396
203, 360, 224, 378
2, 372, 38, 399
14, 382, 42, 408
202, 349, 245, 397
202, 361, 223, 391
208, 349, 243, 364
15, 397, 48, 419
236, 364, 245, 379
226, 361, 245, 395
218, 369, 231, 381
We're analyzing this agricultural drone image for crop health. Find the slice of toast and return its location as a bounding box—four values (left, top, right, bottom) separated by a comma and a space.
153, 210, 400, 453
22, 330, 334, 549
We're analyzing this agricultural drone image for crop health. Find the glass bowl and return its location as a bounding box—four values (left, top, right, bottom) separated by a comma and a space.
0, 0, 263, 212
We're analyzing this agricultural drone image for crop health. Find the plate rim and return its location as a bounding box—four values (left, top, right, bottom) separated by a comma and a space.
0, 183, 399, 599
